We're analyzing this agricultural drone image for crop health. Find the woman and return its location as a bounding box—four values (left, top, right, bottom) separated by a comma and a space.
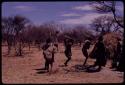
90, 36, 107, 71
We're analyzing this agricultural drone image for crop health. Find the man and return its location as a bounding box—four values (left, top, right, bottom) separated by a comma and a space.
64, 36, 74, 66
82, 40, 91, 66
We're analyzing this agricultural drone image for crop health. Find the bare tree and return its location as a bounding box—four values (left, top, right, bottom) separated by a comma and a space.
22, 25, 35, 51
2, 17, 15, 54
59, 25, 94, 45
13, 15, 30, 56
90, 15, 116, 35
2, 15, 30, 56
92, 1, 124, 74
92, 1, 124, 28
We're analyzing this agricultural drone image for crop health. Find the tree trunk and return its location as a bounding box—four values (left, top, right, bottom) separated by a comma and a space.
112, 2, 124, 29
18, 41, 22, 56
7, 39, 12, 55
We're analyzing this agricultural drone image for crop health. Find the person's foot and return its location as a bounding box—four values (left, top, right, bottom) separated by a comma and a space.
91, 64, 97, 67
110, 66, 115, 69
64, 63, 68, 66
65, 64, 68, 67
96, 67, 101, 72
83, 64, 87, 68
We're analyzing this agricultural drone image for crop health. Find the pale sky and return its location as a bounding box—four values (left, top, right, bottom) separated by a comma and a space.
2, 1, 124, 27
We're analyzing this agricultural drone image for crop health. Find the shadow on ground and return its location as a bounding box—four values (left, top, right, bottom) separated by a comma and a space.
34, 67, 47, 74
72, 64, 100, 73
36, 70, 47, 74
35, 65, 102, 75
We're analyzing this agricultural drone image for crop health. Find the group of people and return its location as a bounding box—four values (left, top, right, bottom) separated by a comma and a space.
82, 36, 123, 72
41, 35, 123, 73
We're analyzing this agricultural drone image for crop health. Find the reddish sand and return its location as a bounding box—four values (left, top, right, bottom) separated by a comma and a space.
2, 44, 124, 84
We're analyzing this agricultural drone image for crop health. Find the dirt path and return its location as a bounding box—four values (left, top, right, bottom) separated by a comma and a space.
2, 44, 124, 84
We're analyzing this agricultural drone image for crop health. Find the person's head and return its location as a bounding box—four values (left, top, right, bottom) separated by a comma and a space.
54, 43, 58, 48
85, 40, 91, 49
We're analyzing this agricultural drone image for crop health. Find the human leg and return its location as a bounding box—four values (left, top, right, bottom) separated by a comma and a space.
83, 57, 88, 66
64, 56, 71, 66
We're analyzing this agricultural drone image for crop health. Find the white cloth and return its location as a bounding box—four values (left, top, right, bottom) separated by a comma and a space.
43, 44, 57, 60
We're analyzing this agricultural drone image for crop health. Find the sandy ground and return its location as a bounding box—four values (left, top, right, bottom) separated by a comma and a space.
2, 44, 124, 84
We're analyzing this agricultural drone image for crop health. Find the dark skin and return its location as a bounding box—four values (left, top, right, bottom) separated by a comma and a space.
43, 43, 58, 73
111, 40, 122, 69
82, 42, 90, 66
42, 43, 50, 71
42, 38, 51, 71
90, 36, 106, 71
43, 45, 57, 72
64, 38, 73, 66
94, 36, 106, 71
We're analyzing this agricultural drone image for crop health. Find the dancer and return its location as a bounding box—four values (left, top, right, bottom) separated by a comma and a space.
82, 40, 91, 66
64, 36, 73, 66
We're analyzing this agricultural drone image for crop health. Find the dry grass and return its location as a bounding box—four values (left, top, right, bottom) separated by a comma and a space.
2, 43, 124, 84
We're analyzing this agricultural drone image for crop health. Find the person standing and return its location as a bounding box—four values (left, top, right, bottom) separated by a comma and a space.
91, 36, 107, 71
64, 36, 74, 66
82, 40, 91, 66
110, 38, 122, 69
42, 38, 57, 72
42, 38, 51, 71
116, 39, 123, 71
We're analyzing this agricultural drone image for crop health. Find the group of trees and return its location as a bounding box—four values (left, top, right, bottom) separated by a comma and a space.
2, 1, 124, 57
91, 1, 123, 35
1, 1, 124, 81
91, 1, 124, 55
91, 15, 123, 35
2, 16, 94, 56
2, 15, 30, 56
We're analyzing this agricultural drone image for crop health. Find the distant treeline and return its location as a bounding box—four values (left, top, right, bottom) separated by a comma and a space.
2, 1, 124, 56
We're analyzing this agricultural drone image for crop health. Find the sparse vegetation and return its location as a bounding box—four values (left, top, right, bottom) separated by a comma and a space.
2, 1, 124, 83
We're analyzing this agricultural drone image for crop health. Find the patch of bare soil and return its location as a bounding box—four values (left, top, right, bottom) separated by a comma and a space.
2, 44, 124, 84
